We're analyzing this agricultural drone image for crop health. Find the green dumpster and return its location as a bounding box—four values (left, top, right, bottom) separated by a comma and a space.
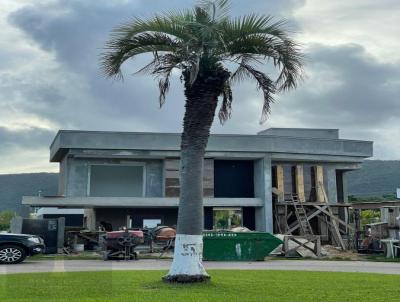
203, 231, 282, 261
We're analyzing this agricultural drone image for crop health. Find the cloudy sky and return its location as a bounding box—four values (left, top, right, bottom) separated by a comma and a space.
0, 0, 399, 174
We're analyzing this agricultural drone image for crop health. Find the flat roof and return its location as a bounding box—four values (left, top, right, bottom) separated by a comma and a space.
49, 129, 373, 162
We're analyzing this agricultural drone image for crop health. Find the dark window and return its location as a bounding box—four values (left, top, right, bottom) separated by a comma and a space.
204, 207, 213, 230
282, 164, 296, 195
242, 207, 256, 230
336, 170, 344, 203
43, 214, 84, 228
304, 165, 317, 202
214, 160, 254, 198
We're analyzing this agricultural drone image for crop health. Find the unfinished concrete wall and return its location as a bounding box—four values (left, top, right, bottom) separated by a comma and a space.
326, 165, 338, 203
65, 158, 88, 196
145, 160, 163, 197
58, 157, 68, 196
64, 158, 163, 198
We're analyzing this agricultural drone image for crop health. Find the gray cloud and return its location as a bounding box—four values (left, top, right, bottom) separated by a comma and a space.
277, 43, 400, 126
0, 126, 54, 154
0, 0, 399, 173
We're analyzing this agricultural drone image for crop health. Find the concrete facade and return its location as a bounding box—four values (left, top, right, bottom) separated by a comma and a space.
23, 128, 373, 233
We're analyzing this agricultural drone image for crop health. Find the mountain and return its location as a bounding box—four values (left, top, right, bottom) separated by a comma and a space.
347, 160, 400, 197
0, 160, 399, 213
0, 173, 58, 213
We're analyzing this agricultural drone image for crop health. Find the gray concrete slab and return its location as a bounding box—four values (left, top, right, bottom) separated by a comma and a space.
1, 260, 400, 275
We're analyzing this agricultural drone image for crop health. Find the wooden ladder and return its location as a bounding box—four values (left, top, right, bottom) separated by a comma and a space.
290, 193, 314, 236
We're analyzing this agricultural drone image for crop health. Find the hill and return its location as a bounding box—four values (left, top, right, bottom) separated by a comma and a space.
0, 173, 58, 213
347, 160, 400, 197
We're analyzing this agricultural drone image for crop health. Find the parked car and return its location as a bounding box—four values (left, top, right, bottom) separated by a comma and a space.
0, 233, 45, 264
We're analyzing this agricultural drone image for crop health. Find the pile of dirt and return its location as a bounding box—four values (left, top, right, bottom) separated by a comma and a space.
323, 245, 366, 260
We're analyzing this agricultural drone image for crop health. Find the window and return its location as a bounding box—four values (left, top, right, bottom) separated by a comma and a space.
143, 219, 162, 228
213, 208, 242, 230
164, 159, 214, 197
214, 160, 254, 198
89, 165, 145, 197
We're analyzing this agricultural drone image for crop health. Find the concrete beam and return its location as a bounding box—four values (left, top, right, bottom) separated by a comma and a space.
22, 196, 263, 208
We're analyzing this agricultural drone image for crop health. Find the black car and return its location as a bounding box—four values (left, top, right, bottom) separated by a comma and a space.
0, 233, 45, 264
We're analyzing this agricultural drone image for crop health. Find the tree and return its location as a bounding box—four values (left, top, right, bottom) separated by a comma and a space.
101, 0, 303, 283
0, 211, 16, 231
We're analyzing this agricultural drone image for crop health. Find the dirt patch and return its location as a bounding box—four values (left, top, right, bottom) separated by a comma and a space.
322, 245, 367, 261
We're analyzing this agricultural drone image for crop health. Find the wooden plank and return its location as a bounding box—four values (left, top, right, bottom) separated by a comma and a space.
295, 165, 305, 202
312, 205, 355, 232
283, 235, 321, 257
276, 165, 284, 202
315, 166, 325, 202
164, 158, 214, 197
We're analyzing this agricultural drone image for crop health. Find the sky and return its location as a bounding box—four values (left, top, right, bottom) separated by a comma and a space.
0, 0, 399, 174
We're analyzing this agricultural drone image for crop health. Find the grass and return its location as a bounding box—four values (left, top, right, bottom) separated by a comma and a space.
0, 270, 399, 302
365, 255, 400, 262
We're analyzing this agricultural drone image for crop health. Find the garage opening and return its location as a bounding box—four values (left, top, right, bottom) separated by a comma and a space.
214, 160, 254, 198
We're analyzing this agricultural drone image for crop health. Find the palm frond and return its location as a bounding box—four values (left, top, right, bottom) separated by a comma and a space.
231, 64, 276, 123
101, 32, 181, 78
218, 82, 233, 124
222, 33, 303, 92
158, 73, 171, 107
199, 0, 231, 21
100, 0, 304, 118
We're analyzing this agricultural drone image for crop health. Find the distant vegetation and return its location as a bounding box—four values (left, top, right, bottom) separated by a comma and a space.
0, 173, 58, 213
347, 160, 400, 198
0, 160, 398, 213
0, 210, 16, 231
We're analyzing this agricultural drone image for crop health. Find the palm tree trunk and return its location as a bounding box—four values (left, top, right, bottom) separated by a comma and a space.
164, 68, 229, 283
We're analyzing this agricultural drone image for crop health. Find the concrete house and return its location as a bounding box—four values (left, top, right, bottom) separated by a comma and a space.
23, 128, 372, 237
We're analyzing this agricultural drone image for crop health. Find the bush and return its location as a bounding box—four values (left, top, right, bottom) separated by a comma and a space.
360, 209, 380, 226
0, 211, 16, 231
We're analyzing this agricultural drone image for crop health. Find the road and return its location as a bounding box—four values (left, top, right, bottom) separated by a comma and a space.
1, 259, 400, 275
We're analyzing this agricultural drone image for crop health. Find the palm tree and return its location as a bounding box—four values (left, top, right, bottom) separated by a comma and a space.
101, 0, 303, 283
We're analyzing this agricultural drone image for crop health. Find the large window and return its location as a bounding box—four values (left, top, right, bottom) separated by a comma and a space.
214, 160, 254, 198
89, 165, 145, 197
213, 208, 242, 230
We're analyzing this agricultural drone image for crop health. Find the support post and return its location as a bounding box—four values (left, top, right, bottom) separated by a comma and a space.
254, 155, 273, 232
57, 217, 65, 253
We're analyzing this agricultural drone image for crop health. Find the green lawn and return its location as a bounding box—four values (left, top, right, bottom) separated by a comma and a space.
0, 270, 399, 302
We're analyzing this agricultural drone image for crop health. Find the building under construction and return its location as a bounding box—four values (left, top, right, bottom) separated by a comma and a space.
23, 128, 373, 250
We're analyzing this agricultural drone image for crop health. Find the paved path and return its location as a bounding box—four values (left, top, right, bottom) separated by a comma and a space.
1, 260, 400, 275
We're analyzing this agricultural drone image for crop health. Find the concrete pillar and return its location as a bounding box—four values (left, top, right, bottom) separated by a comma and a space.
326, 166, 338, 203
57, 217, 65, 252
84, 208, 96, 231
254, 155, 273, 233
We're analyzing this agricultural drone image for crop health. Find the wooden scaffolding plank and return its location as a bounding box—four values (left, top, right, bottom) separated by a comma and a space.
295, 165, 306, 202
320, 181, 346, 250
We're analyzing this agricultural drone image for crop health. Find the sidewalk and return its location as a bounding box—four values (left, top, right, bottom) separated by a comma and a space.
1, 259, 400, 275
